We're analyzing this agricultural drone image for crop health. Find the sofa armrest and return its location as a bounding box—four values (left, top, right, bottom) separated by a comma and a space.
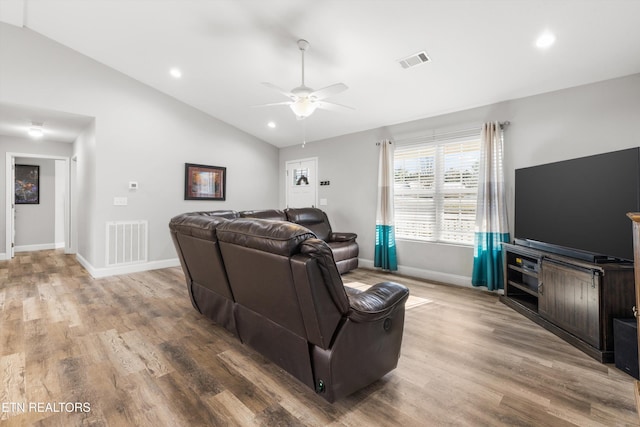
347, 282, 409, 322
330, 232, 358, 242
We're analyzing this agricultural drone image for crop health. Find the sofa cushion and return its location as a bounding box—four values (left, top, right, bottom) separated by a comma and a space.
299, 238, 350, 314
286, 208, 332, 241
169, 213, 230, 240
217, 218, 315, 257
240, 209, 287, 221
193, 210, 239, 219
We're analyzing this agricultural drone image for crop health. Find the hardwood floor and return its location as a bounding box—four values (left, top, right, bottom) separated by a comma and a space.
1, 250, 638, 426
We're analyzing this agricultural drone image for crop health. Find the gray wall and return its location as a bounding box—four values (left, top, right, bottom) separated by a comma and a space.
54, 159, 65, 246
72, 121, 97, 262
280, 73, 640, 286
0, 23, 279, 270
2, 21, 638, 281
14, 158, 55, 248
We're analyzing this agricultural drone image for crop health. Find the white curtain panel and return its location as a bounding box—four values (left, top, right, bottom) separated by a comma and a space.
472, 122, 510, 290
375, 140, 398, 270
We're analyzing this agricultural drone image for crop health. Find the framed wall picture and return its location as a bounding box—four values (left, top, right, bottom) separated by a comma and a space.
15, 164, 40, 204
184, 163, 226, 200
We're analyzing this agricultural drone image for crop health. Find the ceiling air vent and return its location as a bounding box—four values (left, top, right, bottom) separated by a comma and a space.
398, 51, 431, 69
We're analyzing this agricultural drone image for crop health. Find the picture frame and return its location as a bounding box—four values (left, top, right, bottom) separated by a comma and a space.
15, 164, 40, 204
184, 163, 226, 201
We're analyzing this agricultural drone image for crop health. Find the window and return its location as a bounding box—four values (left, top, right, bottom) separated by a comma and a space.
394, 134, 481, 245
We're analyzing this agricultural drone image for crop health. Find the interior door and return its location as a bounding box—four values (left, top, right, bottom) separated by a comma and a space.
285, 158, 318, 208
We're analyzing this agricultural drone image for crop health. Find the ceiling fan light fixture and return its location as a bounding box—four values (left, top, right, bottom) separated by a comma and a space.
258, 39, 352, 119
290, 98, 317, 119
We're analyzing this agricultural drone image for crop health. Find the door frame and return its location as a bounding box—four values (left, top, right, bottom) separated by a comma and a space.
5, 152, 73, 258
285, 157, 319, 209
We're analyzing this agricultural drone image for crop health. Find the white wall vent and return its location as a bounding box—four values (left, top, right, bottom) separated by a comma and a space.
106, 220, 148, 266
398, 51, 431, 69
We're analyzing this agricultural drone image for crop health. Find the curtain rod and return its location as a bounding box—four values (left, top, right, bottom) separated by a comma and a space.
390, 121, 511, 146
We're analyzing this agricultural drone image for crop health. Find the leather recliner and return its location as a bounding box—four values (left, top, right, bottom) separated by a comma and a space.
285, 207, 359, 274
169, 212, 238, 336
216, 218, 409, 402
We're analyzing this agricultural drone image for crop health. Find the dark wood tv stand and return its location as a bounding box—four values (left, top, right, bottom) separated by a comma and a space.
501, 242, 635, 363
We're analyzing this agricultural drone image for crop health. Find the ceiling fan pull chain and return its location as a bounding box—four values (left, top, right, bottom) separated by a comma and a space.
302, 120, 306, 148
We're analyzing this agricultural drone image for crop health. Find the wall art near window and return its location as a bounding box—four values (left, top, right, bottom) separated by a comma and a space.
15, 164, 40, 204
184, 163, 226, 200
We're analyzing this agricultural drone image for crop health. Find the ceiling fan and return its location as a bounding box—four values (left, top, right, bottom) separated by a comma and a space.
256, 39, 353, 120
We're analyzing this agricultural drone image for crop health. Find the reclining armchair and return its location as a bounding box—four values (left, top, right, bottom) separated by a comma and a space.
216, 218, 409, 402
169, 212, 238, 336
285, 207, 359, 274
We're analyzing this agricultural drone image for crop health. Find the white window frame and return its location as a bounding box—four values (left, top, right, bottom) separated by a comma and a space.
394, 131, 481, 246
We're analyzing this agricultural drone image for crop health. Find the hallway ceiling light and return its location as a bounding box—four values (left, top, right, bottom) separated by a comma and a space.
170, 67, 182, 78
28, 122, 44, 138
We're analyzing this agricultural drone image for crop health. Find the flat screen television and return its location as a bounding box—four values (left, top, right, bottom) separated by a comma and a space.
514, 147, 640, 263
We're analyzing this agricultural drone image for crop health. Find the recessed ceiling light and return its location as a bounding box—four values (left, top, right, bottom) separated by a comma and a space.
536, 31, 556, 49
267, 121, 277, 129
169, 67, 182, 78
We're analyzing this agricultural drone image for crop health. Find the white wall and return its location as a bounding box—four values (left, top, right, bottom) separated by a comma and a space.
14, 158, 55, 250
280, 73, 640, 286
0, 23, 279, 273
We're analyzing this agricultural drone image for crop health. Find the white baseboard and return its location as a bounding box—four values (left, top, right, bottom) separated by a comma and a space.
76, 253, 181, 278
0, 252, 6, 261
15, 243, 58, 253
55, 242, 65, 249
358, 258, 473, 288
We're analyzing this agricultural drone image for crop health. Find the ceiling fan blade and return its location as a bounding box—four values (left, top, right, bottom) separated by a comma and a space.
315, 100, 354, 113
261, 82, 297, 100
251, 101, 294, 108
309, 83, 348, 100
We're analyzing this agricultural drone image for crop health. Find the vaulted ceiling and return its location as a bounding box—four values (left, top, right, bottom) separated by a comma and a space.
2, 0, 640, 147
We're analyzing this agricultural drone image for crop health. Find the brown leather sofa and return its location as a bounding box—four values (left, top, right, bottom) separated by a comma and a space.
185, 207, 359, 273
169, 213, 409, 402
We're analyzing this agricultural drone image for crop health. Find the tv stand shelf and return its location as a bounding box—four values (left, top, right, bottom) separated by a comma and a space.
501, 242, 635, 363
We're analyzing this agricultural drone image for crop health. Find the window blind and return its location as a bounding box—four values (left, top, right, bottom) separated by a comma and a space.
394, 134, 481, 245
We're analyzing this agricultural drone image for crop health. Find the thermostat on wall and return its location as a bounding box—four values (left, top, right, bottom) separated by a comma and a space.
129, 181, 138, 190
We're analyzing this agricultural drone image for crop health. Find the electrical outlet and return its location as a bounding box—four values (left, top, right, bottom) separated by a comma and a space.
113, 197, 128, 206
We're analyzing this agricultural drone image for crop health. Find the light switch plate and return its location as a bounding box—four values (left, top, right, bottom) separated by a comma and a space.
113, 197, 128, 206
320, 198, 328, 206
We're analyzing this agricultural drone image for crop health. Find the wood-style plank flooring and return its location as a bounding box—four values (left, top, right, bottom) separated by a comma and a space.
0, 250, 638, 426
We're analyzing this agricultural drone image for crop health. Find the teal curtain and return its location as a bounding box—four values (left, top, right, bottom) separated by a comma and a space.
374, 140, 398, 271
472, 122, 509, 291
472, 232, 510, 289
